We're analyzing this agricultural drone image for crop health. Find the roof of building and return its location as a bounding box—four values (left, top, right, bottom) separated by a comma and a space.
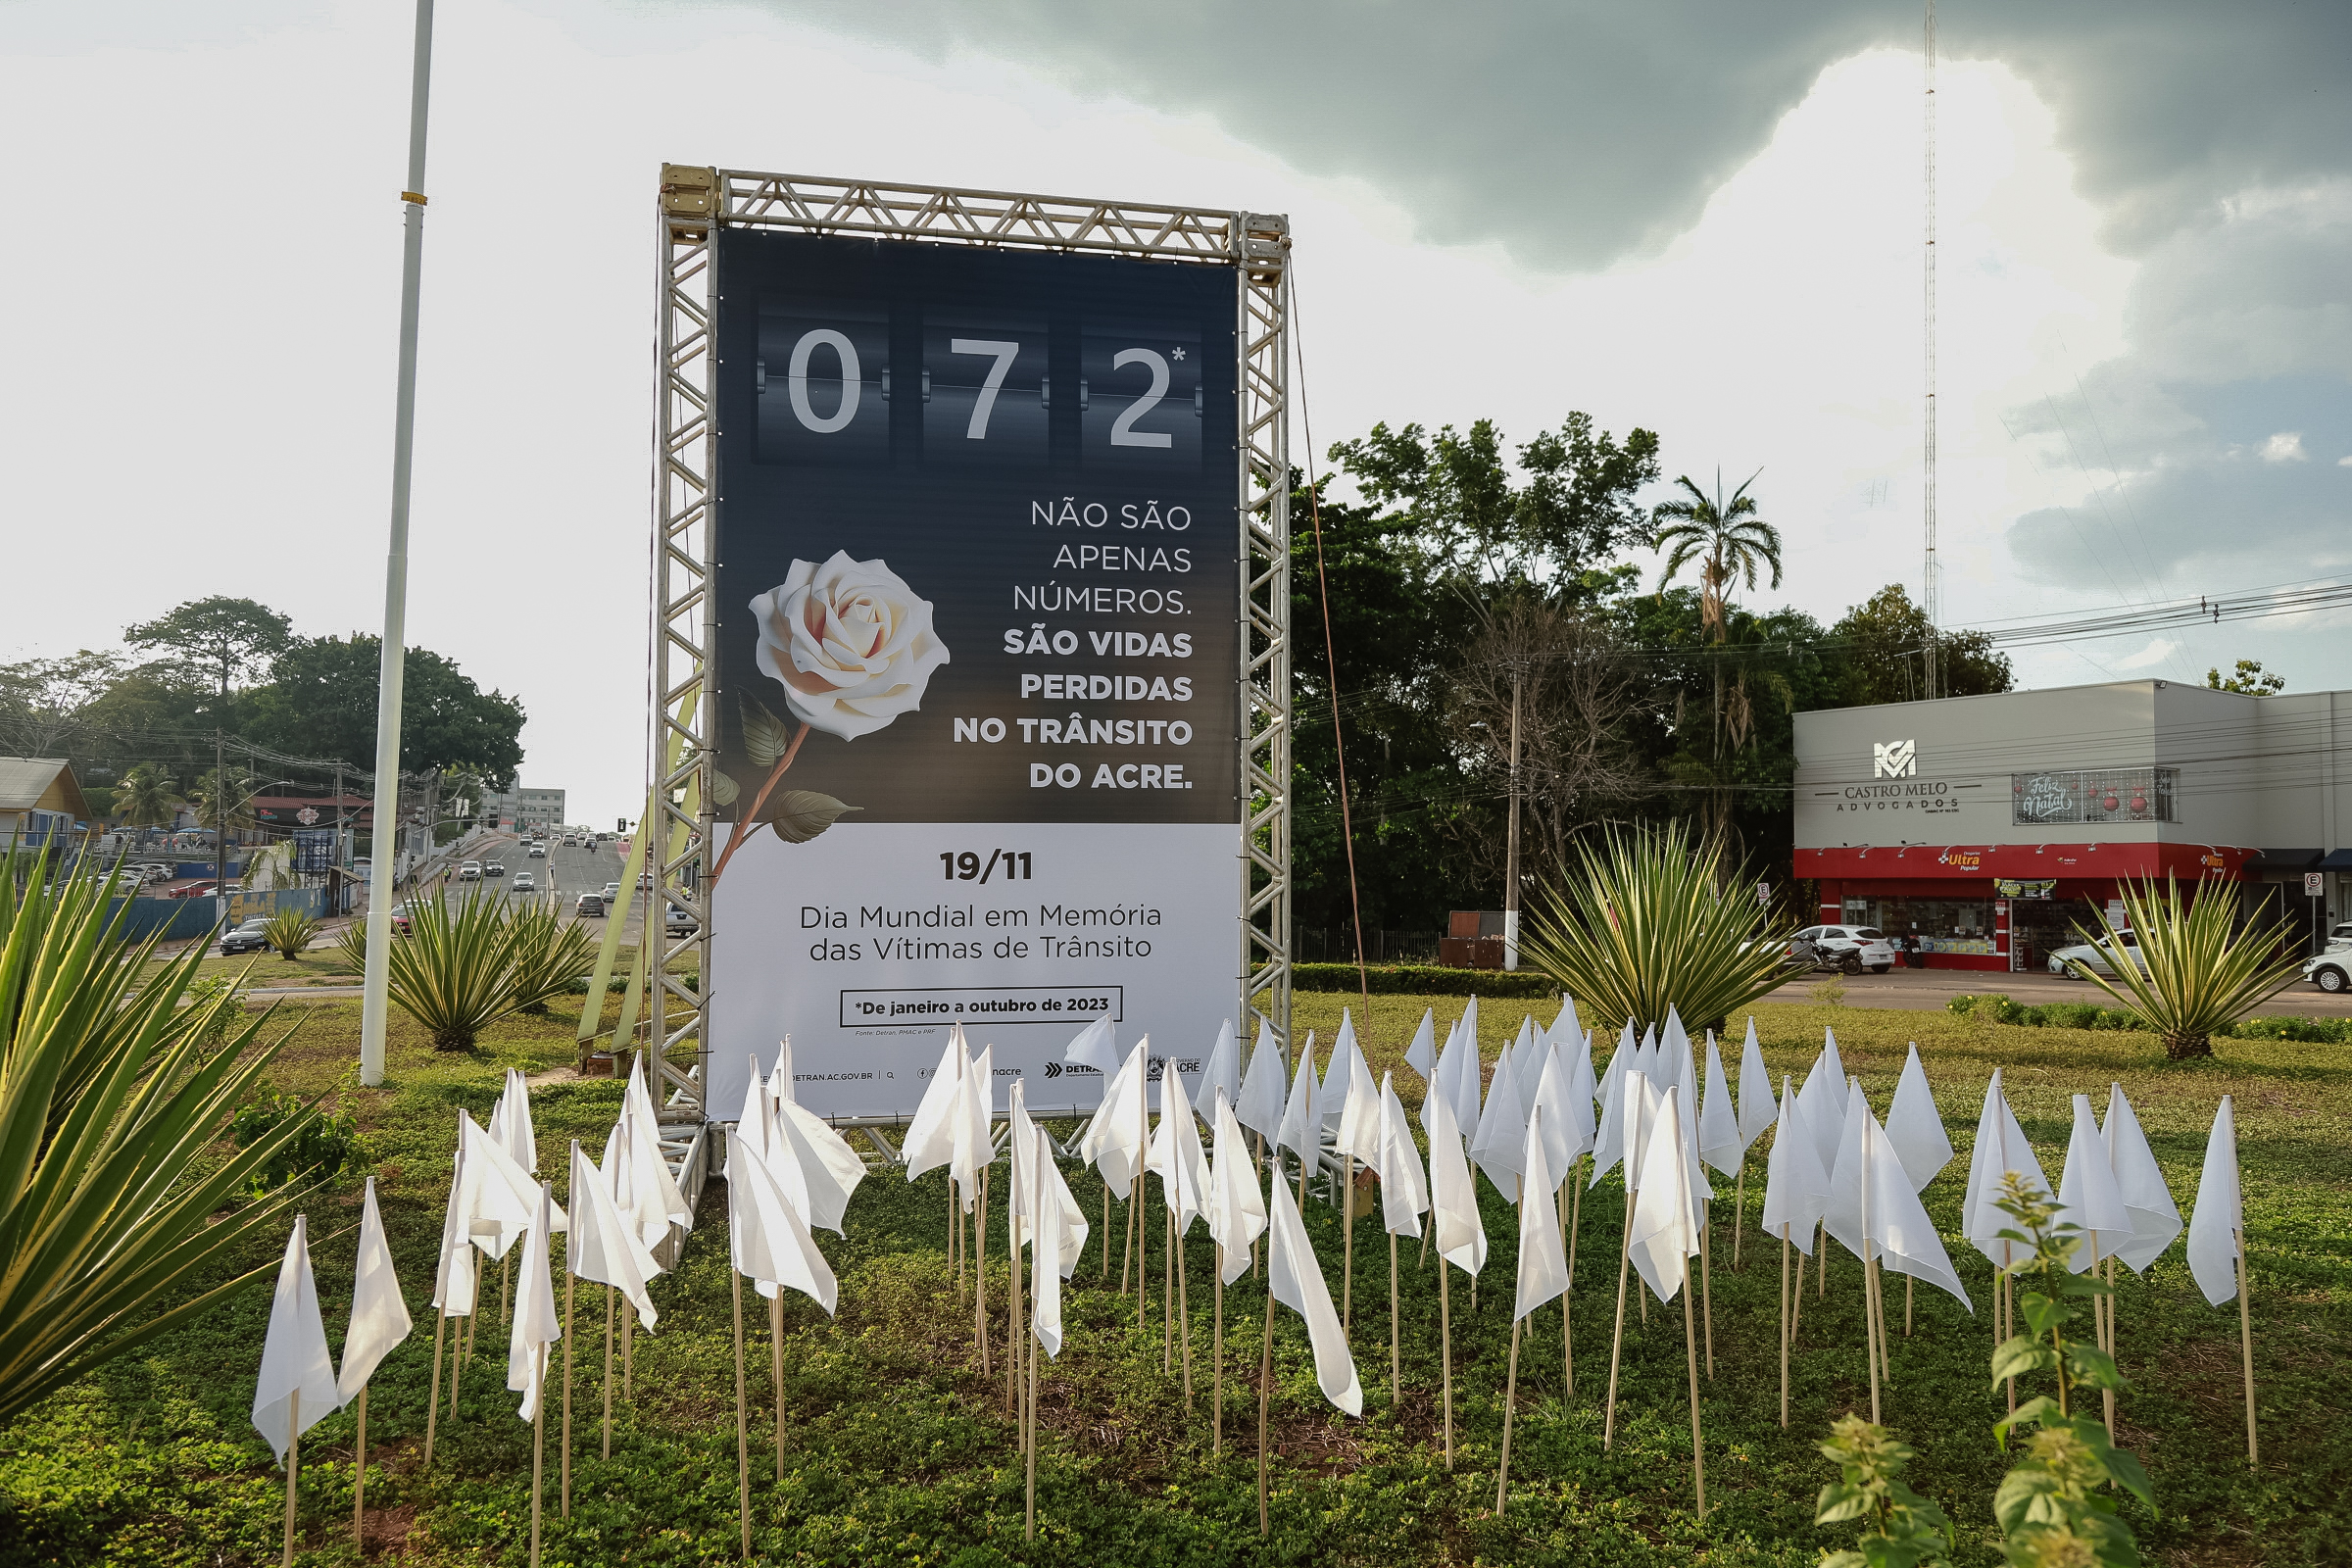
0, 757, 91, 818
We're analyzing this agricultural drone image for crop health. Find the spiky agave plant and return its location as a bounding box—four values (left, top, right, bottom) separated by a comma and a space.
506, 901, 596, 1015
0, 846, 321, 1427
1519, 820, 1798, 1035
261, 906, 320, 961
2065, 874, 2302, 1059
337, 888, 517, 1051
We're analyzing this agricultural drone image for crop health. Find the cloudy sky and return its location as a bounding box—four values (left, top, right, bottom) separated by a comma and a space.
4, 0, 2347, 822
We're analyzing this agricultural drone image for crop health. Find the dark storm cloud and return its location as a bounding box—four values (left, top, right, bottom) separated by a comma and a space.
765, 0, 2352, 270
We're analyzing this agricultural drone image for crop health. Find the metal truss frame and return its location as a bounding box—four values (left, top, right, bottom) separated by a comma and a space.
649, 166, 1294, 1146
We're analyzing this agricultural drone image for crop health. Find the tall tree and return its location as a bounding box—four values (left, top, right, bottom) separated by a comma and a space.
1830, 583, 2011, 706
122, 598, 294, 702
0, 652, 127, 756
246, 634, 525, 786
112, 763, 182, 829
2205, 659, 2284, 696
186, 766, 260, 834
1650, 470, 1784, 843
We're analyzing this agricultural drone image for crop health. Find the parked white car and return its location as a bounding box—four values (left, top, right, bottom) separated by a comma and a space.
2049, 929, 2146, 977
1788, 924, 1896, 975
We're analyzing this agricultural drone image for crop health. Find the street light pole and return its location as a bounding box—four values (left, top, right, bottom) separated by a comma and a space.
361, 0, 437, 1089
1503, 662, 1523, 972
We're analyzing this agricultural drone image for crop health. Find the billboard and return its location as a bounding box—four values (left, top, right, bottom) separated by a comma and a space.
706, 229, 1245, 1122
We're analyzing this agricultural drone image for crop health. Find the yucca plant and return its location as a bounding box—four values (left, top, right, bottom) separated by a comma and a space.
506, 901, 596, 1015
337, 889, 516, 1051
261, 906, 320, 961
1519, 819, 1798, 1034
2065, 874, 2301, 1059
0, 846, 320, 1427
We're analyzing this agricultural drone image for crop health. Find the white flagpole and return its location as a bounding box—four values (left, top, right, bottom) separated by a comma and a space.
2236, 1228, 2258, 1464
1494, 1315, 1525, 1513
1778, 1222, 1791, 1427
281, 1390, 299, 1568
1681, 1243, 1705, 1517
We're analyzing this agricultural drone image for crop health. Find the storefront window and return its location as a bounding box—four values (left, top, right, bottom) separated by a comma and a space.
1842, 895, 2000, 956
2011, 766, 2177, 826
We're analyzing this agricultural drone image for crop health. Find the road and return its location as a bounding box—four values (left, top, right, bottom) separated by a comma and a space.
434, 830, 659, 947
1763, 960, 2352, 1018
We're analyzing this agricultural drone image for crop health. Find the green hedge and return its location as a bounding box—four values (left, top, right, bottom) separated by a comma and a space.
1946, 992, 2352, 1043
1290, 962, 1558, 1000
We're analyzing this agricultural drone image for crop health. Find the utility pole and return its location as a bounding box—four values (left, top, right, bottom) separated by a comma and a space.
1503, 662, 1523, 972
1922, 0, 1940, 701
360, 0, 437, 1089
214, 727, 227, 923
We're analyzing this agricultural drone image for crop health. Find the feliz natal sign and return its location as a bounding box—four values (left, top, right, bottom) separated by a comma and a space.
704, 230, 1246, 1121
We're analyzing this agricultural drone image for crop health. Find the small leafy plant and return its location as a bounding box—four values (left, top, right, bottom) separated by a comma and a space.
229, 1089, 362, 1200
1986, 1172, 2156, 1565
1814, 1415, 1954, 1568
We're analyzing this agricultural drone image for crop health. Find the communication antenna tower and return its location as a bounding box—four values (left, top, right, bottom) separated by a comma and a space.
1922, 0, 1940, 700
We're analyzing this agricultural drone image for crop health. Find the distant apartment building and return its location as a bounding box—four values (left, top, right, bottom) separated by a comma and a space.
488, 787, 565, 832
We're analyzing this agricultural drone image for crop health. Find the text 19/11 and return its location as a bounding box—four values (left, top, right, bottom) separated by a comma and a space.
940, 850, 1033, 884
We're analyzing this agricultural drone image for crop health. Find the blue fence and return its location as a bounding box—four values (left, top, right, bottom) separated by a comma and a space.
108, 886, 330, 944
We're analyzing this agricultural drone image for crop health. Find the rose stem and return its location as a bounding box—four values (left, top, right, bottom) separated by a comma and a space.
707, 721, 810, 890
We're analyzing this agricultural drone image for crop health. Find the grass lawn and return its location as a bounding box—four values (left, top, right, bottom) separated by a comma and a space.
1, 992, 2343, 1565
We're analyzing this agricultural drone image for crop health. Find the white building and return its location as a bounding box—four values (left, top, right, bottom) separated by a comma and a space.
487, 786, 566, 833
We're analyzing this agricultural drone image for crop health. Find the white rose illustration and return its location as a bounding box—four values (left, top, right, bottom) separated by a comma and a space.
749, 551, 951, 741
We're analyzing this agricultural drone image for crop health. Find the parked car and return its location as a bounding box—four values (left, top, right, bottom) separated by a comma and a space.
389, 903, 414, 934
2305, 948, 2351, 994
2048, 929, 2145, 978
457, 860, 483, 881
513, 871, 536, 893
665, 902, 698, 935
574, 893, 606, 917
220, 917, 273, 956
1788, 924, 1896, 975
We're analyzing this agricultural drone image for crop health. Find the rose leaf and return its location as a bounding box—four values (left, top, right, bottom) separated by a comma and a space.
758, 790, 861, 845
710, 769, 742, 808
742, 700, 794, 770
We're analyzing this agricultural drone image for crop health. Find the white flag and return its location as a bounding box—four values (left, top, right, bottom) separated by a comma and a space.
1548, 996, 1584, 1063
2184, 1096, 2244, 1307
1629, 1088, 1698, 1303
1512, 1106, 1570, 1320
728, 1130, 838, 1315
1884, 1044, 1954, 1191
1267, 1175, 1363, 1416
951, 1044, 997, 1210
567, 1140, 661, 1329
1526, 1040, 1585, 1188
1444, 1008, 1484, 1142
1334, 1025, 1385, 1169
1735, 1018, 1776, 1153
1080, 1039, 1150, 1200
459, 1110, 552, 1260
337, 1178, 413, 1403
1199, 1018, 1243, 1122
1318, 1010, 1363, 1130
507, 1183, 562, 1422
1375, 1072, 1430, 1238
1758, 1075, 1829, 1255
1275, 1033, 1321, 1169
1236, 1018, 1289, 1142
1826, 1085, 1970, 1307
432, 1141, 479, 1318
1596, 1064, 1661, 1194
1589, 1022, 1633, 1179
769, 1044, 867, 1235
1697, 1031, 1742, 1177
1402, 1008, 1439, 1081
1209, 1092, 1270, 1285
1425, 1084, 1488, 1277
2101, 1083, 2181, 1274
1560, 1028, 1598, 1156
1063, 1013, 1120, 1077
1145, 1063, 1210, 1233
1420, 1018, 1464, 1138
1962, 1069, 2052, 1268
488, 1066, 537, 1177
1028, 1125, 1071, 1360
614, 1054, 692, 1252
2056, 1093, 2132, 1272
252, 1214, 339, 1463
1468, 1045, 1529, 1197
1798, 1032, 1845, 1174
901, 1031, 966, 1181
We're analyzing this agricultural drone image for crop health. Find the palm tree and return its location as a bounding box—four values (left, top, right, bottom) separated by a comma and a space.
1652, 470, 1783, 842
186, 767, 259, 835
112, 764, 181, 845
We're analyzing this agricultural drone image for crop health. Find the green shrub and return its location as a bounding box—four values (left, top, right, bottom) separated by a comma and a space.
1291, 961, 1556, 999
260, 906, 320, 960
227, 1091, 361, 1200
2222, 1014, 2352, 1044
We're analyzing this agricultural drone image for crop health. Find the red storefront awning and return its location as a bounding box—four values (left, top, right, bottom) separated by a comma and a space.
1795, 843, 2252, 881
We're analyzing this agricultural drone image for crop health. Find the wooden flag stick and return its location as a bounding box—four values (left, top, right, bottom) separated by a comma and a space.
1101, 1185, 1110, 1281
1733, 1161, 1746, 1270
624, 1298, 634, 1402
1439, 1255, 1455, 1469
952, 1178, 961, 1294
1681, 1252, 1706, 1518
731, 1266, 751, 1562
281, 1391, 299, 1568
1342, 1152, 1355, 1331
1877, 1259, 1895, 1386
353, 1385, 368, 1544
502, 1253, 512, 1325
1178, 1222, 1195, 1408
1008, 1204, 1025, 1414
1778, 1223, 1791, 1428
1494, 1315, 1525, 1514
1253, 1134, 1266, 1280
975, 1169, 992, 1376
1863, 1251, 1883, 1425
1162, 1204, 1175, 1374
425, 1304, 447, 1466
530, 1347, 547, 1568
1602, 1194, 1635, 1449
1699, 1218, 1715, 1378
1791, 1247, 1806, 1340
785, 1288, 795, 1486
1565, 1155, 1583, 1398
1213, 1246, 1225, 1453
1024, 1276, 1039, 1544
2235, 1226, 2258, 1466
1906, 1273, 1915, 1338
1819, 1219, 1829, 1298
1257, 1289, 1277, 1536
1120, 1179, 1136, 1293
602, 1285, 614, 1460
1138, 1171, 1150, 1336
561, 1268, 575, 1517
1373, 1231, 1392, 1419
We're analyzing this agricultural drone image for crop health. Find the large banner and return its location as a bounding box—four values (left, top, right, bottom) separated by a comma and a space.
706, 229, 1245, 1121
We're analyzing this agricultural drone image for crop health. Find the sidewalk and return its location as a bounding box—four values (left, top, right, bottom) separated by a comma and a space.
1764, 961, 2352, 1018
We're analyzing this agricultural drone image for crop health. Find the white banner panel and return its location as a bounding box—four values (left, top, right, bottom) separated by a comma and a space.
707, 820, 1242, 1122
